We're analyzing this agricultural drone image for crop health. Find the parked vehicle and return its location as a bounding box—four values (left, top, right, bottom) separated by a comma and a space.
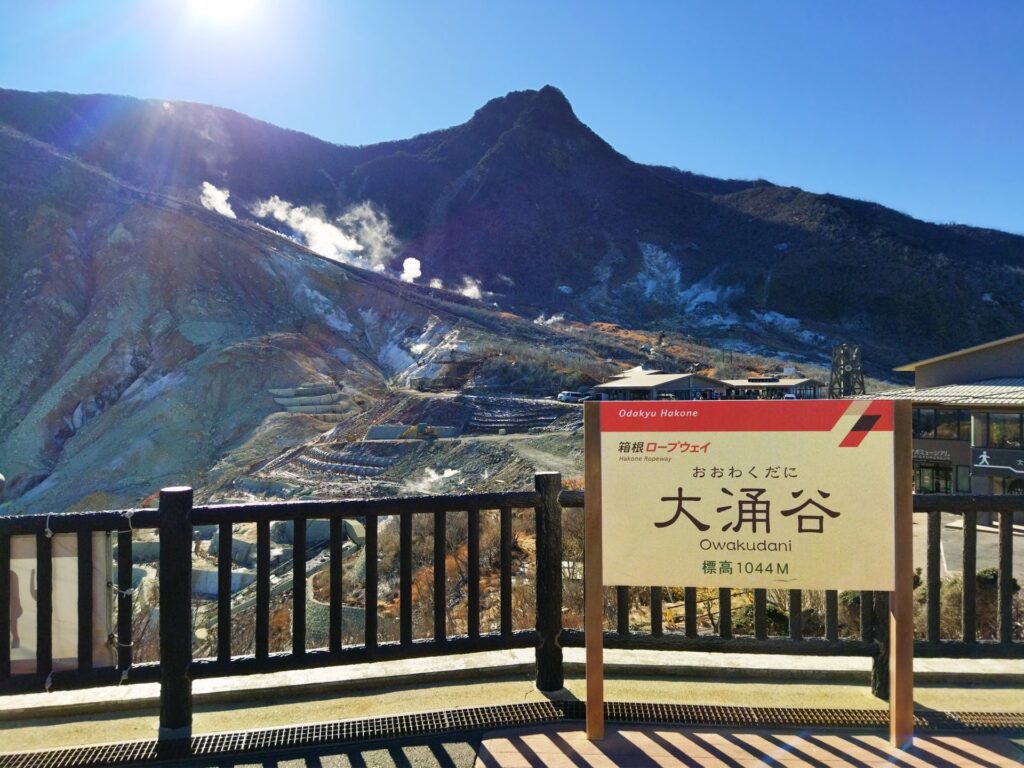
557, 390, 585, 403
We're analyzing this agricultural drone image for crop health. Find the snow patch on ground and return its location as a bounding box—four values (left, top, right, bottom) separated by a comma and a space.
630, 243, 682, 302
534, 313, 565, 326
689, 311, 740, 329
107, 223, 135, 245
679, 273, 743, 312
298, 285, 353, 333
378, 340, 416, 373
627, 244, 743, 328
124, 371, 187, 403
393, 322, 475, 386
748, 310, 827, 345
356, 308, 449, 376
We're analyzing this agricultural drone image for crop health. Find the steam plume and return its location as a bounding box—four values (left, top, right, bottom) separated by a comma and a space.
200, 182, 236, 218
400, 257, 422, 283
459, 276, 483, 300
250, 197, 399, 271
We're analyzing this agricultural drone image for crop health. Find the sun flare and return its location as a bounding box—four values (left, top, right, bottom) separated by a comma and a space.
186, 0, 259, 25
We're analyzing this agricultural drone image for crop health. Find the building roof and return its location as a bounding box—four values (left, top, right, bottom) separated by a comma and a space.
609, 365, 663, 378
595, 373, 718, 390
857, 377, 1024, 407
893, 331, 1024, 372
719, 378, 825, 389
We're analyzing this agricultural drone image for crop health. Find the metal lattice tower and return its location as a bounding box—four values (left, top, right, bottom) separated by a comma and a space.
828, 344, 866, 398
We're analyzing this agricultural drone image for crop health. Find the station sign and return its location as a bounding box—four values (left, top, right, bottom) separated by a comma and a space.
599, 399, 897, 591
972, 447, 1024, 477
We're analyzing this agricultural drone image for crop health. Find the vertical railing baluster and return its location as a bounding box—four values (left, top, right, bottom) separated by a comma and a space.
927, 510, 941, 643
117, 530, 133, 672
861, 590, 875, 642
650, 587, 663, 637
754, 589, 767, 639
684, 587, 697, 638
616, 586, 629, 637
158, 486, 193, 743
434, 510, 446, 643
962, 509, 977, 644
718, 588, 731, 639
255, 520, 270, 660
825, 590, 839, 642
364, 516, 378, 652
77, 530, 93, 677
871, 591, 890, 700
789, 589, 802, 641
468, 510, 480, 640
329, 518, 343, 653
400, 513, 412, 646
292, 518, 306, 656
999, 509, 1014, 645
534, 472, 563, 691
500, 506, 512, 638
37, 533, 52, 682
217, 522, 232, 663
0, 534, 9, 680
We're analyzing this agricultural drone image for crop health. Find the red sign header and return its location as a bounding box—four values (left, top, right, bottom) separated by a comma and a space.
600, 400, 893, 441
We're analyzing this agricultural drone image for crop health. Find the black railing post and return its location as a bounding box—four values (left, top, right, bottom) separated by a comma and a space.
999, 510, 1014, 645
534, 472, 564, 691
871, 591, 890, 699
158, 487, 193, 744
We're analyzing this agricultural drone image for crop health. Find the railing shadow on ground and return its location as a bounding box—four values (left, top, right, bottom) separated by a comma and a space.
0, 474, 1020, 745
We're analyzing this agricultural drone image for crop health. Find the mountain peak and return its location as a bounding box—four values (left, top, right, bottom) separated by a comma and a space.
468, 85, 580, 135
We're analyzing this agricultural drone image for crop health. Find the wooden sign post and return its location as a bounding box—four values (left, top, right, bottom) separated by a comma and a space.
890, 403, 914, 746
583, 400, 913, 747
583, 404, 604, 740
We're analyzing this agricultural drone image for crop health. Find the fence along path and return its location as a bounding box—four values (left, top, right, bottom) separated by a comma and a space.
0, 476, 1020, 737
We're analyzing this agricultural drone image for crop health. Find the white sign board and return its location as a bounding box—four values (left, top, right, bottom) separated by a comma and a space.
599, 400, 896, 590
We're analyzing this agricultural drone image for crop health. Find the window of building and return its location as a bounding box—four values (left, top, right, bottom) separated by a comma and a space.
955, 465, 971, 493
992, 476, 1024, 495
913, 408, 970, 440
934, 410, 958, 439
913, 408, 935, 438
914, 463, 952, 493
985, 412, 1023, 449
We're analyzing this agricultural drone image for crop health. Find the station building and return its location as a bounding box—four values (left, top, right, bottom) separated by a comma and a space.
868, 332, 1024, 496
593, 371, 823, 402
719, 377, 825, 400
593, 372, 726, 401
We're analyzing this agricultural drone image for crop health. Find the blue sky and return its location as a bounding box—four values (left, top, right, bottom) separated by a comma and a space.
1, 1, 1022, 233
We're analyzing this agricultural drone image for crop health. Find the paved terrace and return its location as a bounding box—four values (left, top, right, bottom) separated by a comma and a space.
1, 650, 1021, 766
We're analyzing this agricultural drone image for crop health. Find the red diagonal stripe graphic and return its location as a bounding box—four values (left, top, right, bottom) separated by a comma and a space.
840, 413, 881, 448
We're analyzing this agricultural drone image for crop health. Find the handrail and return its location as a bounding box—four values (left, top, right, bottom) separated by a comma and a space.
0, 476, 1019, 746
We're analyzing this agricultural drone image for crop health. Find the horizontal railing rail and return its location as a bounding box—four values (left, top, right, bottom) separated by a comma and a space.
0, 476, 1020, 742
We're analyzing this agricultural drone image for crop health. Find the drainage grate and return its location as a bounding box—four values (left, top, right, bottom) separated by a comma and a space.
0, 702, 1020, 767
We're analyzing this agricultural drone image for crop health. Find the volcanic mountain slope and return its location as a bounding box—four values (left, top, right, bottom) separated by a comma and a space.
0, 122, 606, 514
2, 86, 1023, 369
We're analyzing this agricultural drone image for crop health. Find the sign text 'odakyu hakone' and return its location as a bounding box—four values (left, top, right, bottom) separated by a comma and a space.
599, 400, 896, 591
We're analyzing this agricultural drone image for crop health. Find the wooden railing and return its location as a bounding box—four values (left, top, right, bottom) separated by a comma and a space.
0, 476, 1020, 742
